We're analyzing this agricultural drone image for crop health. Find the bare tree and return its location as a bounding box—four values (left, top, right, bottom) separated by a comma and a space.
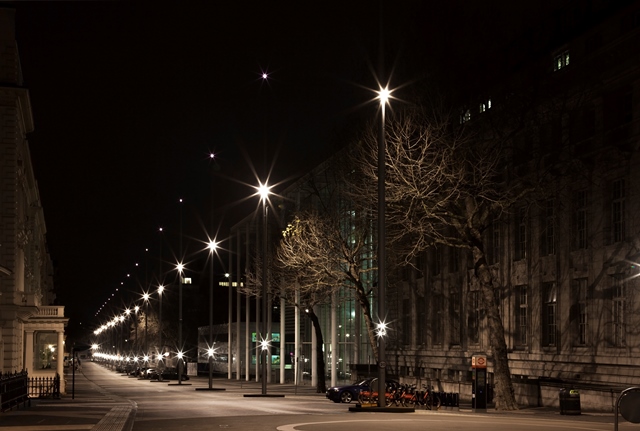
352, 104, 539, 410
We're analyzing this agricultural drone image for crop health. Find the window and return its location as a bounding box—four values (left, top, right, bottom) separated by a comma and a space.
516, 285, 528, 346
515, 207, 528, 261
572, 278, 588, 346
432, 288, 444, 345
554, 50, 570, 71
542, 282, 557, 346
460, 109, 471, 124
479, 99, 492, 113
402, 299, 411, 345
541, 200, 555, 256
450, 288, 461, 345
432, 247, 441, 276
489, 220, 501, 265
468, 291, 480, 344
35, 332, 60, 370
612, 179, 626, 243
610, 276, 626, 347
574, 190, 588, 249
448, 246, 459, 273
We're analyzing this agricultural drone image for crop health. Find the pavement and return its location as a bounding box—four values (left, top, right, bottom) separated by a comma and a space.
0, 362, 624, 431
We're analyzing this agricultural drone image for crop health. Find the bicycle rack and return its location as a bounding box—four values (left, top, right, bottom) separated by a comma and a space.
614, 387, 640, 431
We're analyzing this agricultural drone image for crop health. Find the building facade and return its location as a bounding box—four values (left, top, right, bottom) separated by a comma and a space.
0, 7, 67, 390
220, 1, 640, 411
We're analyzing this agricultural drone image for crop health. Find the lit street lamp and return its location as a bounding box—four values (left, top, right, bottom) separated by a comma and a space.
176, 262, 185, 385
143, 292, 150, 354
158, 284, 164, 363
376, 85, 390, 408
258, 181, 270, 396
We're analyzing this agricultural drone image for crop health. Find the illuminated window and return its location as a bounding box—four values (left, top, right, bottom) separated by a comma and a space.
479, 99, 492, 113
460, 109, 471, 124
554, 50, 570, 71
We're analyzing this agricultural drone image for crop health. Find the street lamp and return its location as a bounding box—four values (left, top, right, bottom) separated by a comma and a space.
158, 284, 164, 362
376, 84, 391, 408
176, 261, 185, 385
143, 292, 150, 355
258, 181, 270, 395
207, 240, 217, 389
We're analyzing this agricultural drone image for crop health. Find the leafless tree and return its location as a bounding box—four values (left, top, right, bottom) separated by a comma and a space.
352, 103, 539, 410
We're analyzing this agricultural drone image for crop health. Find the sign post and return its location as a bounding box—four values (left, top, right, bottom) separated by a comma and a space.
472, 354, 487, 413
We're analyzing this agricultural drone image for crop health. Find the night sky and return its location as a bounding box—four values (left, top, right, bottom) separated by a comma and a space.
9, 1, 559, 343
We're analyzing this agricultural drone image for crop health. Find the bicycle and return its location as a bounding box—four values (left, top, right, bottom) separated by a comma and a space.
409, 385, 441, 410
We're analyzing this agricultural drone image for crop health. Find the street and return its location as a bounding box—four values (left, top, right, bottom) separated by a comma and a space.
3, 362, 637, 431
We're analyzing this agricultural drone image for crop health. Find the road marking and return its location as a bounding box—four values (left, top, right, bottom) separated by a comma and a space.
278, 419, 417, 431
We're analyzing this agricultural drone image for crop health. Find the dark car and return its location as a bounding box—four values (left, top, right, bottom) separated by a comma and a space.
153, 367, 189, 381
326, 377, 398, 403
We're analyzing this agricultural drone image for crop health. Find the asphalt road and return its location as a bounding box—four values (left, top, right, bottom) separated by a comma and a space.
4, 362, 637, 431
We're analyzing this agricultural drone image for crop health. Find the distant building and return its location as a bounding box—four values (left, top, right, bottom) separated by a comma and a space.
0, 7, 68, 391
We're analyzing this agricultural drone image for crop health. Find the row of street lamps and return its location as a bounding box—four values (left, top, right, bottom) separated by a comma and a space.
92, 82, 391, 397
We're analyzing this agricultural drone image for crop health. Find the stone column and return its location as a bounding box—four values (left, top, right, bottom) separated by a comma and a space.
24, 330, 34, 373
57, 331, 65, 393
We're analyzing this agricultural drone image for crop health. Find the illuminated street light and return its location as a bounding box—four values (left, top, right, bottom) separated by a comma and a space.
258, 181, 270, 395
376, 83, 391, 408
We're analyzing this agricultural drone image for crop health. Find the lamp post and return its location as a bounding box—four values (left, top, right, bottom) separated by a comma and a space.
208, 240, 217, 389
143, 292, 150, 355
158, 284, 164, 363
176, 262, 184, 384
258, 182, 270, 396
376, 85, 390, 408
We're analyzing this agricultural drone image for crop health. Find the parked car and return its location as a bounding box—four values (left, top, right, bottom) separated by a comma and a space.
156, 367, 189, 381
325, 377, 398, 403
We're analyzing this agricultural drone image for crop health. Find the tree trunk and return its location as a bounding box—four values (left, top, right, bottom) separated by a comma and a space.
472, 246, 519, 410
306, 309, 327, 393
353, 282, 379, 359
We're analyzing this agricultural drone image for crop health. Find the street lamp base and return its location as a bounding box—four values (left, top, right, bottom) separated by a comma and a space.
195, 387, 226, 391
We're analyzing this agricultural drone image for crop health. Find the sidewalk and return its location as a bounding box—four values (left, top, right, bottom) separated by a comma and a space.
0, 362, 136, 431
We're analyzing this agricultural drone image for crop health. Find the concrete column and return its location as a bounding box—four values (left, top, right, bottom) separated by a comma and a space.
24, 330, 34, 373
331, 291, 337, 387
294, 288, 300, 385
57, 331, 65, 393
311, 306, 317, 387
280, 296, 285, 384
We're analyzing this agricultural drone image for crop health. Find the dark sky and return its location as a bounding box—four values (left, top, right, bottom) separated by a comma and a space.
10, 1, 569, 342
11, 1, 436, 341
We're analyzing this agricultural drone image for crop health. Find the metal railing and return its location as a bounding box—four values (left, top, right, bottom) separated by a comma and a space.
0, 371, 30, 412
28, 374, 60, 399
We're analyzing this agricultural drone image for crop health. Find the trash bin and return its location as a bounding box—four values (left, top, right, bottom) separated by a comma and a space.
559, 388, 581, 415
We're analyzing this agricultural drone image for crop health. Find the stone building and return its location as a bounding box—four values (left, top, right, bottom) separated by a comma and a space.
223, 1, 640, 411
0, 7, 67, 390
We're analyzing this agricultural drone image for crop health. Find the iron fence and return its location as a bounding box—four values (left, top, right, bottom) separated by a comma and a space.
0, 370, 30, 412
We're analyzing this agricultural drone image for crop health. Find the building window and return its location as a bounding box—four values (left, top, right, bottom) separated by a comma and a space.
542, 282, 557, 347
448, 246, 459, 273
433, 288, 444, 345
554, 50, 570, 71
610, 276, 626, 347
612, 179, 626, 243
468, 291, 480, 344
541, 200, 555, 256
574, 190, 588, 249
460, 109, 471, 124
450, 288, 461, 345
515, 207, 528, 261
479, 99, 492, 113
572, 278, 588, 346
402, 298, 411, 346
432, 247, 441, 276
516, 285, 528, 347
35, 332, 59, 370
489, 220, 501, 265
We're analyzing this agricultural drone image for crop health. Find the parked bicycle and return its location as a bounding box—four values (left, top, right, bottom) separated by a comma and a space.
409, 384, 441, 410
